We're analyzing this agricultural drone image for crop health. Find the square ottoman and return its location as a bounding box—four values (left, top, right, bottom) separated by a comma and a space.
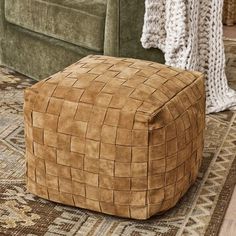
24, 55, 205, 219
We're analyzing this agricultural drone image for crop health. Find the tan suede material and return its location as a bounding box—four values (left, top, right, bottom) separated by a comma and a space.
24, 55, 205, 219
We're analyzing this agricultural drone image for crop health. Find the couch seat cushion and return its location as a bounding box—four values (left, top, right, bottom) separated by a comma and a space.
5, 0, 107, 52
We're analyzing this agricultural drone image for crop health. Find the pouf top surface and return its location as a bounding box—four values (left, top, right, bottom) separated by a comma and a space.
30, 55, 204, 122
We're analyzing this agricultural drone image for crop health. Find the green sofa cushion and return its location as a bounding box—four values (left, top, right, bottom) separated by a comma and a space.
5, 0, 107, 52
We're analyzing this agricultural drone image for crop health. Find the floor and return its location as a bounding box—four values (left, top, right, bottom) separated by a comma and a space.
220, 188, 236, 235
219, 37, 236, 236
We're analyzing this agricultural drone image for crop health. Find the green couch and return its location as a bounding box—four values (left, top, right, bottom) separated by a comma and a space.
0, 0, 164, 80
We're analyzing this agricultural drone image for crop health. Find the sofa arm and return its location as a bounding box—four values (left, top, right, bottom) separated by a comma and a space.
104, 0, 164, 63
0, 0, 5, 64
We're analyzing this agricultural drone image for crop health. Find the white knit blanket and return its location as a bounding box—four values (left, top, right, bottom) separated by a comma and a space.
141, 0, 236, 113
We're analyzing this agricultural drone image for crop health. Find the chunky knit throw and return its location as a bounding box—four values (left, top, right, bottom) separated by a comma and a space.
141, 0, 236, 113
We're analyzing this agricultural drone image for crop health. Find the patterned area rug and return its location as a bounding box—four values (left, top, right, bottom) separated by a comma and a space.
0, 46, 236, 235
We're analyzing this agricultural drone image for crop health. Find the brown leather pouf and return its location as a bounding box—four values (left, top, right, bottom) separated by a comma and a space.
24, 55, 205, 220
